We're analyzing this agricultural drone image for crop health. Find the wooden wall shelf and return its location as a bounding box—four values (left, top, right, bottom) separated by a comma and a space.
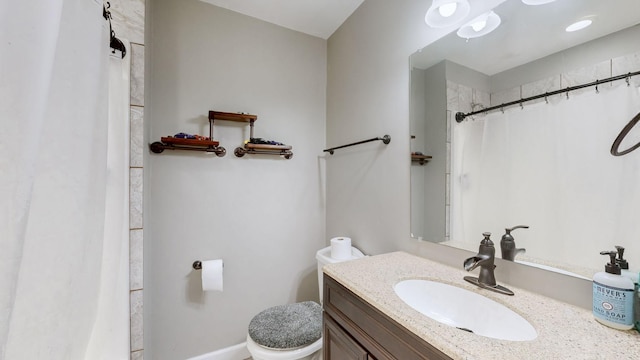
236, 143, 293, 159
149, 136, 226, 156
210, 111, 293, 159
149, 110, 292, 159
209, 111, 257, 123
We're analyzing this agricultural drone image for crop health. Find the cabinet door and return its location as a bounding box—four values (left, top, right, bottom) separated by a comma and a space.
324, 313, 370, 360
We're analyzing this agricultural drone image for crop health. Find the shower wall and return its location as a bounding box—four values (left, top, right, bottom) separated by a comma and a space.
108, 1, 145, 359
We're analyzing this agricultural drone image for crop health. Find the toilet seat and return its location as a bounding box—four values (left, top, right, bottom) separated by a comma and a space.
247, 301, 323, 360
246, 334, 322, 360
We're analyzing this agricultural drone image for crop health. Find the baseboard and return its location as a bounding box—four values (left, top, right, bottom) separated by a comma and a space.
186, 342, 250, 360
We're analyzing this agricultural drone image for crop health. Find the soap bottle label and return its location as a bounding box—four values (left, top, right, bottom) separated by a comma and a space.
593, 281, 634, 325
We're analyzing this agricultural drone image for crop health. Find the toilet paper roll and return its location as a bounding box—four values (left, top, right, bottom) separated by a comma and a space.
201, 259, 224, 292
330, 237, 352, 260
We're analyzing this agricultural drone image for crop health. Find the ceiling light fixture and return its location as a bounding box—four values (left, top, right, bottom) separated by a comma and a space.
425, 0, 471, 28
456, 11, 501, 39
522, 0, 557, 5
566, 19, 593, 32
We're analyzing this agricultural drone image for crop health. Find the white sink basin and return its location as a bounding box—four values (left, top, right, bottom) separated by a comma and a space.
394, 279, 537, 341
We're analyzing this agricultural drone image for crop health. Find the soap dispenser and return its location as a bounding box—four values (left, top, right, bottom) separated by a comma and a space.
593, 251, 634, 330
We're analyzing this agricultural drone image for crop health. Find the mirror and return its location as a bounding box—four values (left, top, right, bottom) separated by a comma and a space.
410, 0, 640, 279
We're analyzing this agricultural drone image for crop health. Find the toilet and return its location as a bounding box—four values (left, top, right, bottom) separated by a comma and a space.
246, 246, 365, 360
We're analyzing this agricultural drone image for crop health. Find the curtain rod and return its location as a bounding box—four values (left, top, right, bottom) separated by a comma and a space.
455, 70, 640, 123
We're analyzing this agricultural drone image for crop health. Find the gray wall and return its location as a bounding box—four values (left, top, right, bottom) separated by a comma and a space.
327, 0, 593, 308
145, 0, 326, 358
326, 0, 501, 254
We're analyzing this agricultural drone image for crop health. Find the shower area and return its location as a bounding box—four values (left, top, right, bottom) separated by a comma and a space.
450, 68, 640, 272
1, 1, 143, 359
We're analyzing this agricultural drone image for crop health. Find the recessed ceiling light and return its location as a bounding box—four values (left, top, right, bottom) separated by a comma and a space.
522, 0, 557, 5
566, 19, 592, 32
425, 0, 471, 28
457, 11, 501, 39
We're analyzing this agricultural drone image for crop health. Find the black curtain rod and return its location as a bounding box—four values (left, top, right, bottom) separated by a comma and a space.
455, 70, 640, 123
323, 135, 391, 155
103, 2, 126, 59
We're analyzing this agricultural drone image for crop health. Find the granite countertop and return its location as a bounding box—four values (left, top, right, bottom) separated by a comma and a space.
323, 251, 640, 360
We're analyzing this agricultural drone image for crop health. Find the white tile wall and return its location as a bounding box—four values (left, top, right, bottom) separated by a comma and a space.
446, 80, 460, 111
109, 1, 145, 358
130, 229, 143, 290
521, 75, 561, 105
490, 86, 520, 107
612, 50, 640, 87
130, 168, 144, 229
472, 88, 490, 110
130, 106, 144, 168
561, 60, 612, 96
109, 0, 145, 45
458, 84, 473, 114
131, 44, 145, 106
130, 290, 144, 352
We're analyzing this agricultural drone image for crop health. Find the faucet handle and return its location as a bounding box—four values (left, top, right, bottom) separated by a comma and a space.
502, 225, 529, 242
481, 232, 493, 245
505, 225, 529, 233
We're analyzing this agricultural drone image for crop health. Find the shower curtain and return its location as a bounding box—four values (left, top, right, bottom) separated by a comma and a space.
1, 1, 129, 359
451, 82, 640, 271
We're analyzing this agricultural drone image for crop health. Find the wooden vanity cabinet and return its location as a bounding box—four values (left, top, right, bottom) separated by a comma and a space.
323, 274, 452, 360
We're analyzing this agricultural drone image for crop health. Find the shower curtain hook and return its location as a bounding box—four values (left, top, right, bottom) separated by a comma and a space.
566, 90, 569, 100
626, 73, 631, 87
520, 101, 523, 110
595, 81, 599, 94
545, 94, 548, 104
501, 106, 504, 114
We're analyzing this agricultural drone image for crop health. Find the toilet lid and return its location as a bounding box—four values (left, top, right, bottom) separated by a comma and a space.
248, 301, 322, 349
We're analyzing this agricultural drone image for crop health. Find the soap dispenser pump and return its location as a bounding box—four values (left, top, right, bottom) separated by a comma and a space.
592, 251, 634, 330
614, 246, 637, 285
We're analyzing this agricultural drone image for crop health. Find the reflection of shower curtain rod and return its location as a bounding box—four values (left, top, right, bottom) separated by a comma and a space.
103, 2, 126, 59
455, 70, 640, 123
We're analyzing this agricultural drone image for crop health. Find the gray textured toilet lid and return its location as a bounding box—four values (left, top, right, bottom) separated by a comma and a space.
248, 301, 322, 349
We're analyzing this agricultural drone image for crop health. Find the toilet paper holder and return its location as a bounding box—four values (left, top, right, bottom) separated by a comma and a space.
192, 260, 224, 270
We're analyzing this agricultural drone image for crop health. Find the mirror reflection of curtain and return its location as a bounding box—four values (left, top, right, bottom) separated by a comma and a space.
452, 84, 640, 270
1, 1, 128, 359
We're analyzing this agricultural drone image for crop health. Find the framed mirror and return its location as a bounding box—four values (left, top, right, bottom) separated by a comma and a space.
410, 0, 640, 279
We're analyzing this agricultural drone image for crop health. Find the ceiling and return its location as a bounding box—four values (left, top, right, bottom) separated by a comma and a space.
198, 0, 365, 39
411, 0, 640, 75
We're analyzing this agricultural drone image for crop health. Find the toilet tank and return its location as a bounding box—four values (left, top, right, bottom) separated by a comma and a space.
316, 246, 365, 304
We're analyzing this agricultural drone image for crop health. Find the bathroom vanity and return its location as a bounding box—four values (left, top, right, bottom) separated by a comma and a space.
323, 274, 450, 359
322, 252, 640, 359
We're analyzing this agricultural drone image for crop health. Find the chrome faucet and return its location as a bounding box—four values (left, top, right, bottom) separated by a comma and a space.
464, 232, 514, 296
500, 225, 529, 261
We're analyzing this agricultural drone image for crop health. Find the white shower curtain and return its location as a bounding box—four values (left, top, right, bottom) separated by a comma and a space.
451, 83, 640, 271
1, 1, 129, 359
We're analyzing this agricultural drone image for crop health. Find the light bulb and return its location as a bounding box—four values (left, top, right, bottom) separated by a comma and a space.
471, 20, 487, 32
438, 3, 457, 18
425, 0, 470, 28
457, 11, 501, 39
